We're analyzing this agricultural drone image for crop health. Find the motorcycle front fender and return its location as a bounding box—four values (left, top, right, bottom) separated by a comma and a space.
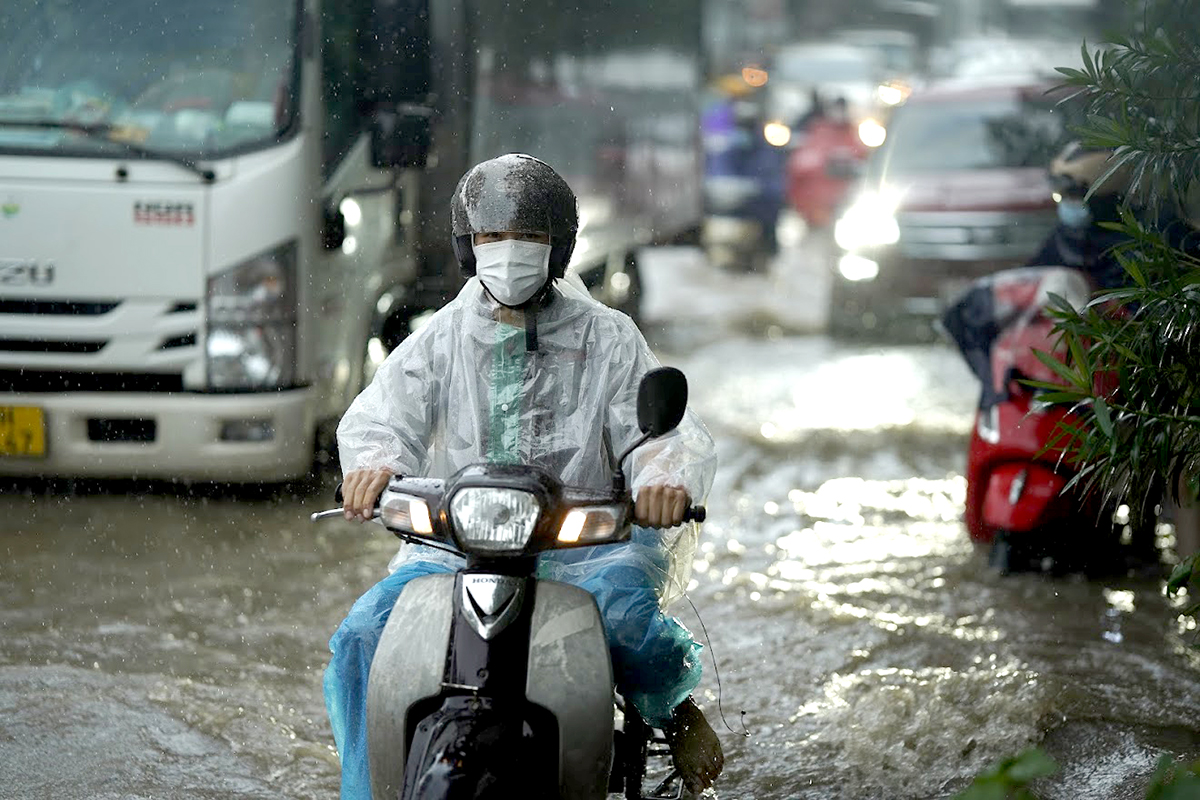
982, 462, 1069, 533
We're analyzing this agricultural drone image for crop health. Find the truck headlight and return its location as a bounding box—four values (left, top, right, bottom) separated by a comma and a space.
450, 487, 540, 552
206, 241, 298, 390
834, 194, 900, 251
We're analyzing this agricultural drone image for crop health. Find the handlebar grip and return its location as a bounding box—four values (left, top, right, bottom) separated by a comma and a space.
684, 505, 706, 523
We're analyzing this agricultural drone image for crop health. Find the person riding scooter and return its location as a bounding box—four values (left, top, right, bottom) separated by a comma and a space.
325, 154, 725, 799
1026, 141, 1145, 287
1028, 140, 1199, 285
945, 143, 1179, 571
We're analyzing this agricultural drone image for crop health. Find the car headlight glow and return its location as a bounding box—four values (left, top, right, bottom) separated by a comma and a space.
857, 118, 887, 148
876, 83, 909, 106
838, 254, 880, 282
451, 487, 541, 552
763, 121, 791, 148
206, 241, 298, 390
834, 194, 901, 251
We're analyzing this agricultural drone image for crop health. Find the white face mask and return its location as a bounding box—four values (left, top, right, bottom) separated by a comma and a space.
473, 239, 552, 306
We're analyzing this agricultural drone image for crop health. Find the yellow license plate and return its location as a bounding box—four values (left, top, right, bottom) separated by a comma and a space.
0, 406, 46, 457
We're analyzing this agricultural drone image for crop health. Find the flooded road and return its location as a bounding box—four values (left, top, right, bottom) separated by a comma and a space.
4, 249, 1200, 798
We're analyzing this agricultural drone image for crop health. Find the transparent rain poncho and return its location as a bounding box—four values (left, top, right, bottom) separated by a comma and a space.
337, 272, 717, 602
326, 273, 717, 799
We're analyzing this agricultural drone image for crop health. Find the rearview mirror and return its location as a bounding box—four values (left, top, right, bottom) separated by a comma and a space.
637, 367, 688, 437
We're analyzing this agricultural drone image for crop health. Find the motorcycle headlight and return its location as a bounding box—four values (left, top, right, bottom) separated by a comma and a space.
206, 241, 298, 390
450, 488, 541, 552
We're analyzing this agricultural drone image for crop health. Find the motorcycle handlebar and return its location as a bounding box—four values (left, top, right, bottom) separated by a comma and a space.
331, 482, 705, 524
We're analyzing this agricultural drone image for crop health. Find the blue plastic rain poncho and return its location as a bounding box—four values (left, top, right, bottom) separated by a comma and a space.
325, 273, 718, 800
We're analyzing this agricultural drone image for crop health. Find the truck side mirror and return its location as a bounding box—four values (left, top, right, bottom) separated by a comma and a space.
366, 0, 433, 169
637, 367, 689, 437
370, 106, 433, 169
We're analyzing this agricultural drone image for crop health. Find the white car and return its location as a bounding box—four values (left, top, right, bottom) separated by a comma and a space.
767, 43, 885, 126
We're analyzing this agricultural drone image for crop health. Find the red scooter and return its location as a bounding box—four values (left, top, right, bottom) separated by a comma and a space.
942, 266, 1124, 573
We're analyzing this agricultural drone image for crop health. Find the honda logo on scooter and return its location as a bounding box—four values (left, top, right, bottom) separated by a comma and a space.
0, 259, 55, 286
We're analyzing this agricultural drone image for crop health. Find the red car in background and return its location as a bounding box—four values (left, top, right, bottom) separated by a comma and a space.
828, 76, 1074, 335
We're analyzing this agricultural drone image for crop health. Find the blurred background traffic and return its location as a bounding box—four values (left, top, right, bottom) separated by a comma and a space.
698, 0, 1116, 338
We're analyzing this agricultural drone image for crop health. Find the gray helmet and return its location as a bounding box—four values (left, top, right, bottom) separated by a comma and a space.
450, 153, 578, 278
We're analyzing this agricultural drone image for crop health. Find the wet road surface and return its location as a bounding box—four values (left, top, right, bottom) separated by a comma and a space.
3, 249, 1200, 799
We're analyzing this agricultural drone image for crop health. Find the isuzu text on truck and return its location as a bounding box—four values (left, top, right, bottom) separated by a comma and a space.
0, 0, 702, 481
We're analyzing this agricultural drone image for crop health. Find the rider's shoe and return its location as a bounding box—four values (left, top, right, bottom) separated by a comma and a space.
664, 696, 724, 795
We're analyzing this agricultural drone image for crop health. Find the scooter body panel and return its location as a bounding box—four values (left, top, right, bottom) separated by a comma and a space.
965, 397, 1078, 545
982, 461, 1069, 532
367, 573, 457, 800
526, 580, 614, 800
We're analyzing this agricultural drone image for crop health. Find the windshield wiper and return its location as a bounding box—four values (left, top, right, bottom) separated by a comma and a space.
0, 119, 216, 183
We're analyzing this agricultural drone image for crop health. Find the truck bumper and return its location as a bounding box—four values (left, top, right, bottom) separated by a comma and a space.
0, 387, 314, 482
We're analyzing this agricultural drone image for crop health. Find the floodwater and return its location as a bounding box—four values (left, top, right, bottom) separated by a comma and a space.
3, 248, 1200, 799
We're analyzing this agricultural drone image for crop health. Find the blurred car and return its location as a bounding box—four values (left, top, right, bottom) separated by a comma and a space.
928, 36, 1084, 81
828, 76, 1075, 334
833, 28, 922, 105
766, 42, 885, 127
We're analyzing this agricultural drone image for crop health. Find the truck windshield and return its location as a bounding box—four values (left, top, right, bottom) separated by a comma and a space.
872, 95, 1067, 176
0, 0, 298, 159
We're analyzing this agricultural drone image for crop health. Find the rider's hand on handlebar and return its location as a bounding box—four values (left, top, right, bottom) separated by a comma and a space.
634, 484, 690, 529
342, 468, 394, 522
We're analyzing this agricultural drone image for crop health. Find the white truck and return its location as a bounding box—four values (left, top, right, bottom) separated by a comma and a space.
0, 0, 702, 481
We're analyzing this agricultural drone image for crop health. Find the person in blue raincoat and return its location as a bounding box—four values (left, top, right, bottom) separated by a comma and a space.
326, 153, 724, 799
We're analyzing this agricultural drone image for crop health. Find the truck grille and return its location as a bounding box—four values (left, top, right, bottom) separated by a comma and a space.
0, 338, 107, 354
0, 368, 184, 393
0, 299, 120, 315
158, 332, 197, 350
87, 418, 157, 443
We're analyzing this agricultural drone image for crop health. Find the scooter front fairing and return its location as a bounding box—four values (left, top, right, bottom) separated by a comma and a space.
964, 394, 1078, 545
367, 572, 614, 800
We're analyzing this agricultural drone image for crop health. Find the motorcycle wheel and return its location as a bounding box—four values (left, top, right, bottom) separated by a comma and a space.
987, 531, 1022, 576
400, 698, 556, 800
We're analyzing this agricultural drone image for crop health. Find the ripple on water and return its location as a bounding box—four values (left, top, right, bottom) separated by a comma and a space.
687, 463, 1200, 799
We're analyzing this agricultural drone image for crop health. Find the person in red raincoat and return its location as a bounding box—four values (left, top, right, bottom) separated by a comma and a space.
785, 97, 870, 229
